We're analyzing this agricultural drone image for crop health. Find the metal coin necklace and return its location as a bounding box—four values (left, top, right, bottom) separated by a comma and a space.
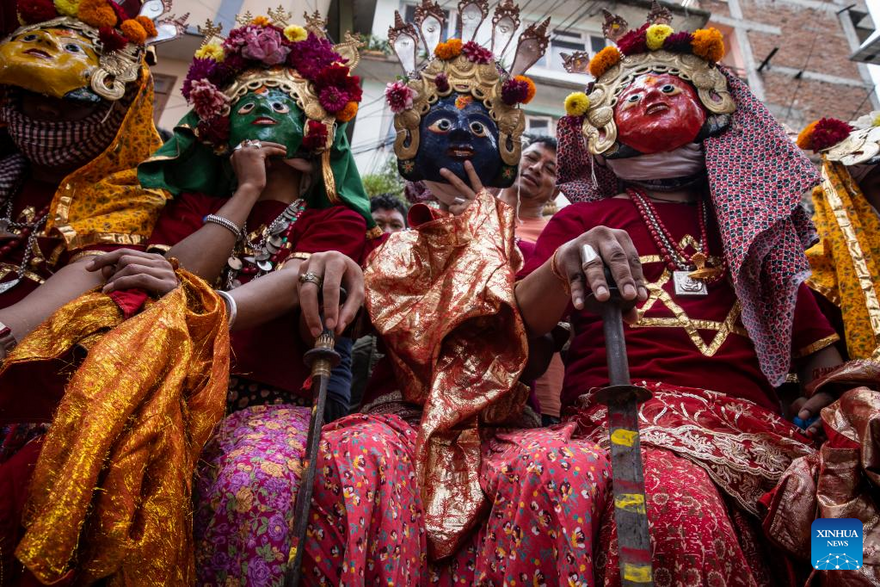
629, 187, 726, 297
224, 199, 306, 290
0, 182, 49, 295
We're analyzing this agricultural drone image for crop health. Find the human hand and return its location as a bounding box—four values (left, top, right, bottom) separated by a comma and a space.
555, 226, 648, 320
425, 160, 485, 215
86, 249, 179, 295
297, 251, 364, 337
229, 139, 288, 194
791, 392, 836, 440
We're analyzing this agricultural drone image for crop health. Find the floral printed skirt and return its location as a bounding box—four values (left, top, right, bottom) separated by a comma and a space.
302, 415, 611, 586
193, 403, 310, 586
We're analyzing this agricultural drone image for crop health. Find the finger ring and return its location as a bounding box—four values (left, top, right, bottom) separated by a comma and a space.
251, 140, 262, 149
298, 271, 322, 287
234, 139, 251, 151
580, 244, 600, 266
453, 197, 465, 205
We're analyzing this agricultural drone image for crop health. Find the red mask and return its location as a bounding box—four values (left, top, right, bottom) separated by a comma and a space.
614, 73, 706, 154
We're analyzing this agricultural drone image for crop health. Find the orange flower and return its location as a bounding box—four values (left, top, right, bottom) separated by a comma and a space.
691, 28, 725, 63
136, 15, 157, 37
796, 121, 819, 150
250, 15, 270, 26
435, 38, 463, 60
77, 0, 117, 28
337, 101, 358, 122
515, 75, 536, 104
120, 19, 147, 44
589, 46, 621, 78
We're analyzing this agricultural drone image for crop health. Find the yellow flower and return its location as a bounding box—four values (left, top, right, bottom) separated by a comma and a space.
646, 23, 674, 50
872, 113, 880, 127
284, 24, 308, 42
564, 91, 590, 117
195, 42, 225, 62
250, 15, 270, 26
54, 0, 79, 17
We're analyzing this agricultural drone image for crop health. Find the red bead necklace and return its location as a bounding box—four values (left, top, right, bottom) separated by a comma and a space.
628, 187, 726, 284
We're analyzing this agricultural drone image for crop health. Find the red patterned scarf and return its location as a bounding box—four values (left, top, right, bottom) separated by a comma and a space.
557, 71, 818, 386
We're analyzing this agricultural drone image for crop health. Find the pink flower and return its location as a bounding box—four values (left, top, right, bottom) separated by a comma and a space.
501, 77, 529, 105
189, 79, 229, 120
461, 41, 493, 64
319, 86, 350, 113
241, 27, 290, 65
385, 81, 414, 113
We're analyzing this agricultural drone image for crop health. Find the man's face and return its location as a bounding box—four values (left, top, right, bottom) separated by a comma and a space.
228, 87, 304, 156
517, 143, 557, 204
404, 93, 504, 185
372, 207, 406, 234
614, 73, 706, 154
0, 27, 101, 101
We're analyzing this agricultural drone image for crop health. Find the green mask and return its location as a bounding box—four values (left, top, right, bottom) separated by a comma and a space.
227, 88, 304, 157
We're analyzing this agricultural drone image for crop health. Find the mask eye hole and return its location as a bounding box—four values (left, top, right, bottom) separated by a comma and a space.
22, 34, 38, 42
237, 102, 256, 115
660, 84, 676, 94
470, 121, 488, 137
626, 93, 641, 103
64, 43, 81, 53
427, 118, 452, 134
272, 101, 290, 114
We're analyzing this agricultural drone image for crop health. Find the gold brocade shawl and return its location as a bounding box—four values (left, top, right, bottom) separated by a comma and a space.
0, 271, 229, 584
363, 190, 529, 559
43, 65, 168, 251
761, 361, 880, 585
806, 159, 880, 359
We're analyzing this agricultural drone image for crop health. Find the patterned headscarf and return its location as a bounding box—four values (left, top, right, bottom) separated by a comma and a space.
557, 71, 818, 386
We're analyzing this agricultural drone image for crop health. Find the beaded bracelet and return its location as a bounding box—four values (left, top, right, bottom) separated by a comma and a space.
550, 248, 572, 297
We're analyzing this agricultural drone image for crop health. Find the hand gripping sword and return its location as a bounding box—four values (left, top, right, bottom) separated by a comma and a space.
583, 248, 654, 586
284, 289, 346, 587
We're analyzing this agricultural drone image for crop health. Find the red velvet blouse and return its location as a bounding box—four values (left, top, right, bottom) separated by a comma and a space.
521, 198, 837, 413
148, 193, 367, 395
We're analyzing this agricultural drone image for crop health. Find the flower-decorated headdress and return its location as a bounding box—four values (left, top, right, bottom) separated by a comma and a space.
4, 0, 186, 101
562, 2, 735, 156
182, 8, 363, 158
797, 116, 880, 167
385, 0, 549, 185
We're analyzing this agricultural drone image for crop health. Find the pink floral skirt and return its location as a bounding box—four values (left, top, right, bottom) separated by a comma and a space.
193, 404, 310, 586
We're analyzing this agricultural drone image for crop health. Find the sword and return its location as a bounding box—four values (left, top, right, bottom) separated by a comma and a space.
583, 247, 654, 586
284, 288, 346, 587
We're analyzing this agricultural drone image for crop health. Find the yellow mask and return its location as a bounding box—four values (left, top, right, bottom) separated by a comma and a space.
0, 26, 101, 101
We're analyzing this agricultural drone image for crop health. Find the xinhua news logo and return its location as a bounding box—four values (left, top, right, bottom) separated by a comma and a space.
811, 518, 863, 570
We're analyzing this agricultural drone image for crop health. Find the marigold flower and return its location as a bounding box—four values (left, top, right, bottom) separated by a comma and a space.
283, 24, 307, 42
53, 0, 79, 17
517, 75, 536, 103
435, 38, 462, 60
195, 42, 225, 62
691, 28, 725, 62
646, 24, 673, 51
120, 18, 146, 44
798, 117, 852, 151
136, 15, 157, 37
589, 46, 621, 78
336, 101, 358, 122
77, 0, 117, 28
250, 15, 270, 26
564, 91, 590, 117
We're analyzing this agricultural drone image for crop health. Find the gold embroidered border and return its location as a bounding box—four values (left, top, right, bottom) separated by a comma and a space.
792, 333, 840, 359
823, 164, 880, 341
0, 264, 44, 285
806, 275, 841, 306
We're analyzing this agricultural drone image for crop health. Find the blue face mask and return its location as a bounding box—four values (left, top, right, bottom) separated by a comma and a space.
399, 93, 515, 187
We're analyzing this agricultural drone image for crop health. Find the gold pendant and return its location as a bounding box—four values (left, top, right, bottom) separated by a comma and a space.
688, 251, 721, 281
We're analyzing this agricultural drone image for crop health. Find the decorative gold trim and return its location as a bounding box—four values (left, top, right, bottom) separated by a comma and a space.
821, 163, 880, 342
584, 51, 735, 155
806, 276, 841, 306
792, 333, 840, 359
321, 149, 338, 203
366, 226, 384, 239
69, 250, 106, 263
0, 263, 44, 285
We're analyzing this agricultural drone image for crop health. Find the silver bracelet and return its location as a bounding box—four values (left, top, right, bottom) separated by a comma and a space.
215, 290, 237, 330
204, 214, 244, 240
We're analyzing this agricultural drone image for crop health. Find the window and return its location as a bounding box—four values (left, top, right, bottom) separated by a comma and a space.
403, 3, 454, 42
536, 28, 606, 72
525, 115, 555, 136
152, 73, 176, 123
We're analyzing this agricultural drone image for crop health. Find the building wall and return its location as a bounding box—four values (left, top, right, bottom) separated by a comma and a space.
701, 0, 877, 130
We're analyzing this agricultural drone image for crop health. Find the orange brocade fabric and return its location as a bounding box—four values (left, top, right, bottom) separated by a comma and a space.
363, 190, 529, 559
0, 271, 229, 584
